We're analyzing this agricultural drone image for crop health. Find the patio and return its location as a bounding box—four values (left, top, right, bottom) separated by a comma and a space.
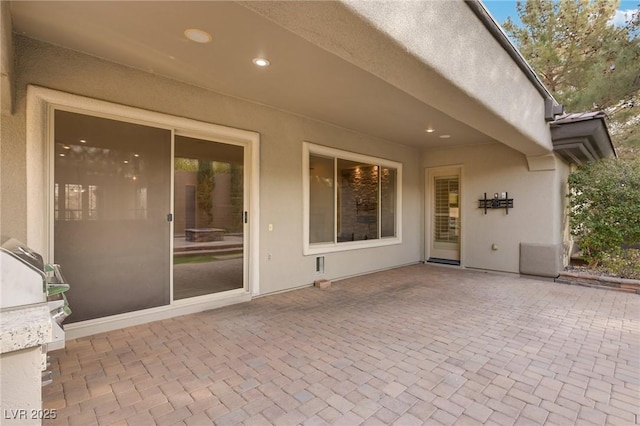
43, 264, 639, 425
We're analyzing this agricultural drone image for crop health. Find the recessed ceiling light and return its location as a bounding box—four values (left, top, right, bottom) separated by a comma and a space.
134, 154, 140, 157
124, 160, 129, 164
59, 153, 65, 157
184, 28, 212, 44
425, 128, 435, 133
439, 134, 451, 139
79, 139, 87, 143
63, 145, 71, 149
252, 58, 270, 67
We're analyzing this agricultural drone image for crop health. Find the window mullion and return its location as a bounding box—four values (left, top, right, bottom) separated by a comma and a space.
378, 165, 381, 239
334, 156, 338, 245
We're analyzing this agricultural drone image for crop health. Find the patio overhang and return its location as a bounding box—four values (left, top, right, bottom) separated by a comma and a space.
8, 0, 554, 156
550, 112, 616, 165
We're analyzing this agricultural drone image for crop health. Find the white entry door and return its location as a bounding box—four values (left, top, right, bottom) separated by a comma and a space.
427, 167, 461, 264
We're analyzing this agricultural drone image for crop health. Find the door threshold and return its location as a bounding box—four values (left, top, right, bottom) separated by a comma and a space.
427, 258, 461, 266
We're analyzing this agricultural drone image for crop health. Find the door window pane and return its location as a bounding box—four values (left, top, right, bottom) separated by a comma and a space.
434, 177, 459, 244
309, 154, 334, 244
54, 110, 171, 322
173, 136, 244, 299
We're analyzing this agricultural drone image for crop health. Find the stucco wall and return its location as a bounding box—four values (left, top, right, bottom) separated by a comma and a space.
556, 159, 573, 266
244, 0, 552, 157
1, 36, 422, 295
424, 143, 565, 273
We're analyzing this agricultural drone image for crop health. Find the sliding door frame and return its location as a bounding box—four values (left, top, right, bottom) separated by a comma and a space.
27, 85, 260, 338
172, 130, 250, 302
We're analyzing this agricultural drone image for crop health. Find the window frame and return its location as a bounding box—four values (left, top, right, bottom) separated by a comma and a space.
303, 142, 402, 255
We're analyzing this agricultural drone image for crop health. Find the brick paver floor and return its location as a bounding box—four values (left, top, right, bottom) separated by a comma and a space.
43, 264, 640, 425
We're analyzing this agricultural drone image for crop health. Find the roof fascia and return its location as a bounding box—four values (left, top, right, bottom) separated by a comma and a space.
550, 117, 616, 164
465, 1, 560, 112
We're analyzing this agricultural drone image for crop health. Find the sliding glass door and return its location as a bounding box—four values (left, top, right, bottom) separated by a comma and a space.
54, 110, 171, 322
53, 110, 247, 323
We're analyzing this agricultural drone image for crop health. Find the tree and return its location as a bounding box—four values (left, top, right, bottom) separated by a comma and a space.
503, 0, 639, 109
503, 0, 640, 157
197, 160, 215, 226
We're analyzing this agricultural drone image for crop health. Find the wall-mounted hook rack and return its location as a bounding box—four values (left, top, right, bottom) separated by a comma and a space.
479, 192, 513, 214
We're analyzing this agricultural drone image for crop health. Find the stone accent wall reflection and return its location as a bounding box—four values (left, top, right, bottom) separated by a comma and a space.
339, 164, 379, 241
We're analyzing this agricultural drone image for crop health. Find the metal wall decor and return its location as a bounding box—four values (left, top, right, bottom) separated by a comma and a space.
479, 192, 514, 214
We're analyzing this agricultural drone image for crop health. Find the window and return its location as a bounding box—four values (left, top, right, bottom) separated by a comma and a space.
304, 143, 402, 254
53, 183, 99, 221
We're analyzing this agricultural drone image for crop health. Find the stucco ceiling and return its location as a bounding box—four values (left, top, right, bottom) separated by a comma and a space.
10, 1, 496, 149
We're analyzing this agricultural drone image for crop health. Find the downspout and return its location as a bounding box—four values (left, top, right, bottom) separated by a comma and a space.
465, 0, 564, 121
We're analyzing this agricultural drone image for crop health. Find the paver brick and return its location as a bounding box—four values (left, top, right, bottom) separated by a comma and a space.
454, 414, 484, 426
382, 382, 407, 398
606, 414, 637, 426
318, 406, 341, 423
353, 398, 382, 419
333, 411, 365, 426
433, 396, 464, 417
519, 403, 549, 423
508, 387, 542, 406
577, 405, 608, 425
273, 409, 307, 426
204, 401, 230, 420
430, 408, 457, 425
540, 400, 578, 422
533, 384, 560, 402
374, 407, 399, 424
326, 394, 355, 413
391, 412, 422, 426
464, 400, 493, 423
42, 265, 640, 426
361, 416, 388, 426
483, 383, 508, 400
379, 395, 410, 415
585, 388, 610, 403
214, 408, 249, 426
594, 402, 637, 421
95, 405, 136, 425
449, 393, 473, 409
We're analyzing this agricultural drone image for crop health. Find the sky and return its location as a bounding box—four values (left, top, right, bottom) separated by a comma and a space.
483, 0, 639, 27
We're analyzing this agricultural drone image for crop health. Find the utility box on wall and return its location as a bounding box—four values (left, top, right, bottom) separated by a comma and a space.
520, 243, 562, 278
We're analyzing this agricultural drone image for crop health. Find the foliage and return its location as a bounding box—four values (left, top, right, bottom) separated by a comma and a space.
599, 248, 640, 279
503, 0, 639, 110
503, 0, 640, 155
567, 157, 640, 266
197, 160, 215, 226
176, 158, 230, 173
175, 157, 198, 172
